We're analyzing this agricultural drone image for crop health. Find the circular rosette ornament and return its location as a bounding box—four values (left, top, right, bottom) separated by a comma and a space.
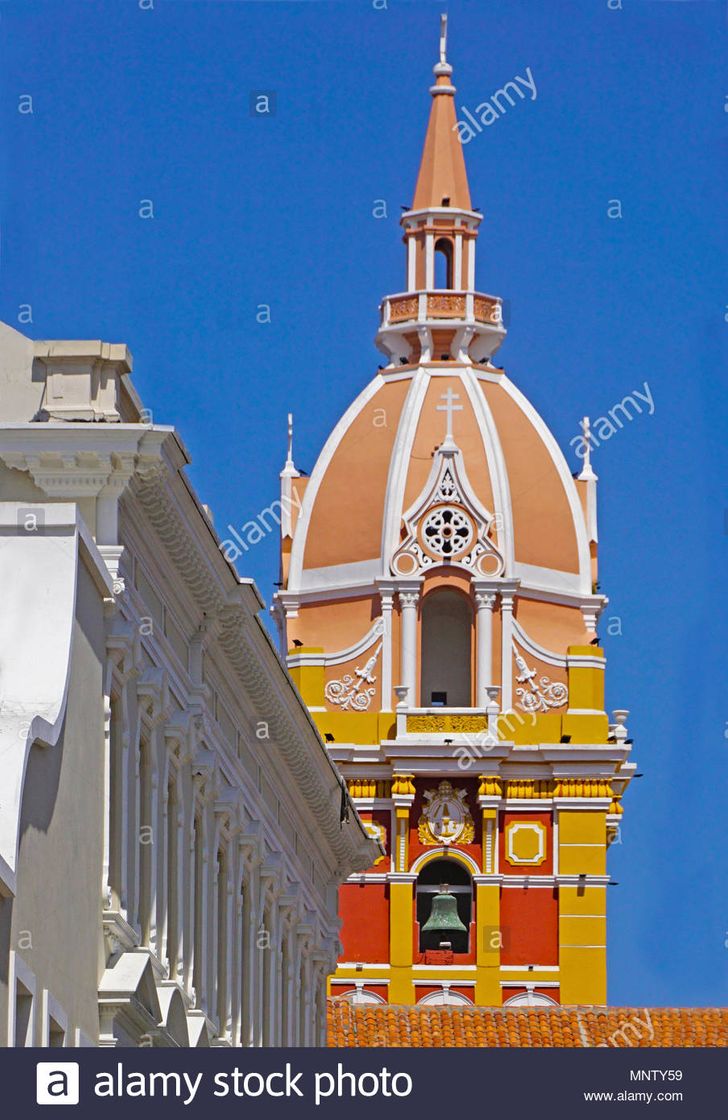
421, 505, 474, 558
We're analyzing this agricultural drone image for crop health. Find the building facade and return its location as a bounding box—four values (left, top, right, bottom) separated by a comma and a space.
274, 25, 635, 1008
0, 322, 375, 1047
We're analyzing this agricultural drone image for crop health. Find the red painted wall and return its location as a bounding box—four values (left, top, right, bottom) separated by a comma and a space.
500, 886, 558, 965
339, 882, 389, 963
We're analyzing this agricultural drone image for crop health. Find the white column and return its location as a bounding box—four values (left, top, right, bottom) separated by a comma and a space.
130, 729, 142, 933
231, 864, 244, 1045
397, 586, 420, 706
157, 773, 169, 961
454, 233, 463, 289
171, 797, 184, 981
183, 803, 196, 996
301, 955, 313, 1047
273, 912, 284, 1046
425, 233, 435, 288
210, 848, 220, 1026
500, 592, 515, 711
101, 693, 113, 909
379, 587, 394, 710
473, 588, 497, 708
148, 752, 161, 954
407, 234, 417, 292
224, 839, 235, 1040
289, 931, 302, 1047
240, 858, 259, 1047
467, 231, 476, 289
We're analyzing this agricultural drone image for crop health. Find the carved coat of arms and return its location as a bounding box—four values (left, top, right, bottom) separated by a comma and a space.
418, 781, 475, 847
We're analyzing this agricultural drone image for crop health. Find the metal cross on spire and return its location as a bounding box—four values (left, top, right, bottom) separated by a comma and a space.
439, 12, 448, 65
437, 387, 462, 447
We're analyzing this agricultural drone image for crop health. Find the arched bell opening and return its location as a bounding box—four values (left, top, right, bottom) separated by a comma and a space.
420, 587, 472, 707
416, 858, 472, 955
434, 238, 454, 290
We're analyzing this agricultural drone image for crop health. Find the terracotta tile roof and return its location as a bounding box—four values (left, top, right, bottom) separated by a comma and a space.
328, 1001, 728, 1048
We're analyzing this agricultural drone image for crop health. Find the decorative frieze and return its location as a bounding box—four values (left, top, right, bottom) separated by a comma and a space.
505, 779, 555, 800
407, 713, 488, 733
347, 779, 391, 799
554, 779, 613, 799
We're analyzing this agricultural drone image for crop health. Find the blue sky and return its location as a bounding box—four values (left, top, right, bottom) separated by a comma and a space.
2, 0, 727, 1008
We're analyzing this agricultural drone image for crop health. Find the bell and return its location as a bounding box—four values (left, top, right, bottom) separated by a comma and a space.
422, 887, 467, 934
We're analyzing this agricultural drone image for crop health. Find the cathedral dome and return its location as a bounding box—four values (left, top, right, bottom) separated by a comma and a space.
274, 15, 604, 719
287, 367, 591, 598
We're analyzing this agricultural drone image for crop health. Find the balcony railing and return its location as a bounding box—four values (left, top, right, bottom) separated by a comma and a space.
383, 290, 502, 328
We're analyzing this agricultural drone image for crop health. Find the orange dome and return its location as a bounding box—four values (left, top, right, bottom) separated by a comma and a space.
288, 367, 591, 597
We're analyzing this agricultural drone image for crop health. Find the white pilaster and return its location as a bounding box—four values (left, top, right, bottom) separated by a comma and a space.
473, 585, 497, 707
454, 233, 463, 290
500, 591, 515, 711
397, 584, 421, 706
425, 233, 434, 289
378, 583, 396, 710
407, 234, 417, 292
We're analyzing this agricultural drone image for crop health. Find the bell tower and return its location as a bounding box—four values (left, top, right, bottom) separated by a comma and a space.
273, 16, 634, 1010
377, 14, 505, 368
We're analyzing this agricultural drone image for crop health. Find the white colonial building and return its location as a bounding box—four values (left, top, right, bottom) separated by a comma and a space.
0, 322, 376, 1047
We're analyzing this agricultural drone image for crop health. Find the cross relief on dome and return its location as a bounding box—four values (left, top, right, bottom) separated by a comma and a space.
391, 403, 504, 578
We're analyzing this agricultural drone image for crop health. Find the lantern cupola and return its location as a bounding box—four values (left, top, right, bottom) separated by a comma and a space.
376, 14, 507, 367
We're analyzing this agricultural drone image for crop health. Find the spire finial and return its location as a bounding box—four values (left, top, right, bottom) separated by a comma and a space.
286, 412, 294, 465
281, 412, 299, 478
431, 11, 453, 86
578, 416, 597, 480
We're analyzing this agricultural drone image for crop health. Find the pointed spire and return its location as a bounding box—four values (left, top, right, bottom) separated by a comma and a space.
280, 412, 300, 541
281, 412, 299, 479
412, 14, 472, 211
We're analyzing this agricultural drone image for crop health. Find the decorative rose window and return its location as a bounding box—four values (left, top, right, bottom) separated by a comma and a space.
421, 505, 474, 558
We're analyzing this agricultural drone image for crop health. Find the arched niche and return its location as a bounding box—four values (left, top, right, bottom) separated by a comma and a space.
420, 587, 472, 707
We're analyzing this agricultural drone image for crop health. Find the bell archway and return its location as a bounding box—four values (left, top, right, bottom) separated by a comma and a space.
416, 857, 472, 955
